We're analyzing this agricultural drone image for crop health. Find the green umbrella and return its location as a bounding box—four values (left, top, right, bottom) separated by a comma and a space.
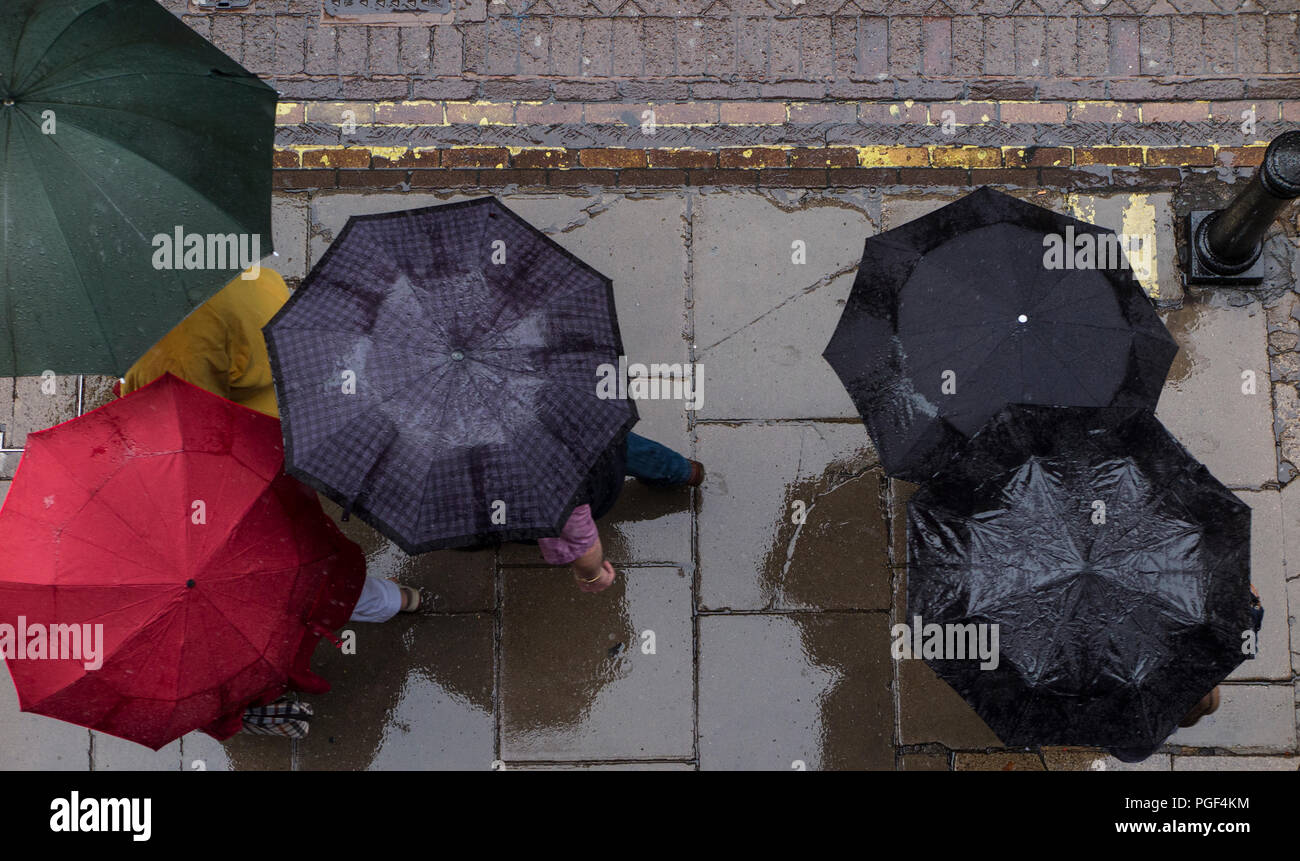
0, 0, 276, 375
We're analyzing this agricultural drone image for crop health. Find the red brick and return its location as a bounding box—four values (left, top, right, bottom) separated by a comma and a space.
759, 169, 828, 187
828, 168, 900, 187
274, 169, 331, 189
1145, 146, 1214, 167
409, 170, 482, 187
512, 149, 575, 169
719, 147, 788, 168
1039, 168, 1111, 188
483, 169, 548, 187
859, 102, 929, 124
515, 103, 585, 124
971, 168, 1040, 186
788, 103, 857, 124
719, 102, 786, 124
548, 169, 619, 187
584, 103, 653, 124
617, 169, 688, 187
898, 167, 970, 185
272, 149, 300, 169
655, 103, 719, 125
647, 149, 717, 169
999, 102, 1067, 123
1070, 101, 1140, 123
337, 169, 407, 188
790, 148, 859, 169
374, 102, 444, 124
1075, 146, 1144, 166
687, 169, 757, 186
445, 102, 513, 124
301, 148, 372, 169
929, 102, 996, 125
1002, 146, 1071, 168
1141, 102, 1210, 122
370, 148, 439, 169
579, 149, 648, 169
440, 147, 510, 168
1109, 18, 1139, 76
1217, 146, 1267, 168
923, 17, 953, 76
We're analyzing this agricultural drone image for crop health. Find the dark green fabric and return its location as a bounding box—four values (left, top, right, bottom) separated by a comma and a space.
0, 0, 276, 374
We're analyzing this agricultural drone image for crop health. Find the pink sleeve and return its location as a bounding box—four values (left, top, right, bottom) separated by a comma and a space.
538, 504, 599, 565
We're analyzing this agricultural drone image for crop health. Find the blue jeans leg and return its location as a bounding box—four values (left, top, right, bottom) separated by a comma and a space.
625, 432, 693, 487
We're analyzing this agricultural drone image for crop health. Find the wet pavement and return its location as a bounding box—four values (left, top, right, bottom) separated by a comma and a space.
2, 188, 1298, 770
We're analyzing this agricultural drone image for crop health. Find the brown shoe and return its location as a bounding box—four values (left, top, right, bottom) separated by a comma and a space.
1179, 686, 1221, 728
686, 460, 705, 487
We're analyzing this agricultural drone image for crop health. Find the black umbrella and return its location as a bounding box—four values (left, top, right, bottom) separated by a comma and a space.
907, 405, 1254, 752
264, 197, 637, 553
823, 186, 1178, 482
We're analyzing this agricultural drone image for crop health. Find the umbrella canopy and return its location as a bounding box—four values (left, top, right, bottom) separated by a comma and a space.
0, 374, 364, 750
0, 0, 276, 375
265, 196, 638, 554
907, 405, 1254, 752
823, 186, 1178, 482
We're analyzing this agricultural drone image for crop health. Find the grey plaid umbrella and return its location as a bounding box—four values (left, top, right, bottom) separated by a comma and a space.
265, 197, 637, 553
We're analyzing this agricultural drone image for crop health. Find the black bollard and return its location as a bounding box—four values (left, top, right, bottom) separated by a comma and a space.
1186, 131, 1300, 286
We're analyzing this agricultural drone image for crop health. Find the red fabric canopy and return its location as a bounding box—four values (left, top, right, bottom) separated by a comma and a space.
0, 374, 364, 749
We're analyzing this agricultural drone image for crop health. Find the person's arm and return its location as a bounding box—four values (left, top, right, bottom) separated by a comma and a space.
537, 504, 617, 592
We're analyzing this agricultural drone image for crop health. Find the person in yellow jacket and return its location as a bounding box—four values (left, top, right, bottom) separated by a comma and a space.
115, 267, 422, 620
116, 268, 289, 418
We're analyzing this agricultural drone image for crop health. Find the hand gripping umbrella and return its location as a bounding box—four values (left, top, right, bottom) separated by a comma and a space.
0, 0, 276, 375
264, 197, 638, 554
823, 186, 1178, 482
0, 374, 364, 749
907, 405, 1254, 753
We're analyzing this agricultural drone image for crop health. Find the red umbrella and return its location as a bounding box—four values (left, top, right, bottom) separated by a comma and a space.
0, 374, 365, 749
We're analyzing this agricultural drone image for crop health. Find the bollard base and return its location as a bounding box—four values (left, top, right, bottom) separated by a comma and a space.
1184, 211, 1268, 286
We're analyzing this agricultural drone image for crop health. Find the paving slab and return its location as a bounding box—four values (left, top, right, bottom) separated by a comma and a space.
1042, 749, 1173, 771
897, 659, 1003, 749
500, 566, 693, 762
953, 752, 1045, 770
297, 614, 495, 770
268, 194, 311, 281
180, 732, 293, 772
506, 761, 695, 771
1230, 491, 1289, 681
0, 670, 89, 770
1157, 298, 1275, 490
693, 192, 870, 420
1289, 576, 1300, 675
1068, 192, 1179, 305
696, 422, 889, 612
505, 193, 688, 370
899, 752, 951, 771
323, 496, 495, 613
1172, 756, 1300, 770
698, 612, 894, 771
90, 733, 182, 770
1168, 684, 1297, 753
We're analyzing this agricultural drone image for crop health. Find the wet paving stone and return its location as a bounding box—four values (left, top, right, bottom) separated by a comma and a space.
1157, 298, 1275, 489
323, 497, 495, 613
500, 566, 693, 762
698, 612, 894, 771
696, 422, 888, 612
897, 659, 1003, 749
0, 671, 89, 770
91, 733, 182, 770
900, 752, 951, 771
181, 731, 293, 771
297, 614, 495, 770
1231, 491, 1289, 681
693, 192, 869, 420
1041, 748, 1171, 771
1168, 683, 1297, 753
953, 751, 1045, 770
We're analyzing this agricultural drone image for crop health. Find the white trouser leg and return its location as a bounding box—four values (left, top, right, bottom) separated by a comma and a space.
349, 576, 403, 623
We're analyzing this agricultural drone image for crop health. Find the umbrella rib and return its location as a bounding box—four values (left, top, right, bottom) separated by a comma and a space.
11, 1, 109, 93
8, 117, 120, 367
